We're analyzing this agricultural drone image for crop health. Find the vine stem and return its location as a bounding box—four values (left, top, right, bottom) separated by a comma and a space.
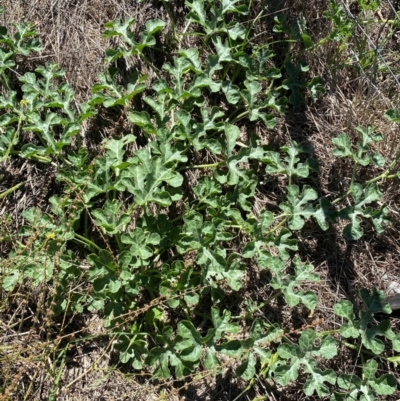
0, 182, 24, 200
227, 109, 249, 124
317, 328, 341, 336
74, 233, 101, 252
115, 233, 124, 252
177, 161, 223, 171
191, 162, 223, 169
264, 216, 289, 236
257, 290, 283, 310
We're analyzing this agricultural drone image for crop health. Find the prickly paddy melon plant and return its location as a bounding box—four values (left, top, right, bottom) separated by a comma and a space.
0, 1, 400, 399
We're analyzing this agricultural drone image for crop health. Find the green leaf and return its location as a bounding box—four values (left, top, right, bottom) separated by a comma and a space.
204, 347, 221, 371
334, 289, 394, 354
370, 372, 397, 396
339, 183, 384, 240
332, 133, 353, 158
186, 0, 212, 34
114, 328, 148, 369
333, 126, 383, 168
202, 106, 225, 132
163, 56, 193, 96
210, 307, 240, 341
355, 125, 383, 147
266, 229, 298, 260
225, 122, 241, 156
307, 76, 325, 101
2, 271, 20, 291
364, 359, 397, 396
303, 366, 336, 397
282, 61, 309, 107
122, 156, 183, 207
91, 69, 146, 107
313, 198, 335, 231
334, 373, 362, 401
220, 0, 248, 14
24, 112, 65, 153
87, 250, 122, 294
334, 300, 355, 320
280, 141, 311, 179
146, 347, 172, 379
197, 247, 226, 280
385, 108, 400, 123
179, 48, 202, 72
279, 185, 318, 230
8, 23, 42, 55
175, 320, 203, 364
144, 19, 166, 36
121, 227, 160, 262
92, 200, 130, 235
236, 353, 256, 380
104, 134, 136, 176
371, 152, 385, 167
158, 141, 188, 165
270, 257, 319, 309
214, 123, 251, 185
257, 142, 314, 179
212, 36, 232, 63
128, 111, 156, 134
102, 17, 162, 58
227, 23, 246, 40
241, 79, 261, 109
361, 320, 394, 355
392, 333, 400, 352
192, 72, 221, 92
19, 144, 49, 161
102, 18, 135, 39
224, 254, 244, 291
273, 359, 300, 385
272, 329, 337, 394
193, 177, 222, 208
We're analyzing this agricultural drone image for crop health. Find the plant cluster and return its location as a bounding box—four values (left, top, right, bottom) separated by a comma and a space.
1, 1, 400, 399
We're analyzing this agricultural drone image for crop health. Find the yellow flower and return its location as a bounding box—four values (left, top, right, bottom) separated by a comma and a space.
46, 232, 56, 240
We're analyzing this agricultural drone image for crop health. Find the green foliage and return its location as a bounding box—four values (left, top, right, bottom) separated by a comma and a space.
332, 359, 397, 400
101, 18, 166, 62
271, 329, 337, 397
332, 126, 384, 167
0, 1, 399, 399
331, 126, 390, 239
270, 257, 320, 309
334, 289, 396, 355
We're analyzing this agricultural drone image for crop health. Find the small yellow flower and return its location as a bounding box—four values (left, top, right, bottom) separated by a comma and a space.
46, 232, 56, 240
20, 99, 28, 107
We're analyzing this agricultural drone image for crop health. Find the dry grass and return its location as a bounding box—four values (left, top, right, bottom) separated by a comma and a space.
1, 0, 400, 400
